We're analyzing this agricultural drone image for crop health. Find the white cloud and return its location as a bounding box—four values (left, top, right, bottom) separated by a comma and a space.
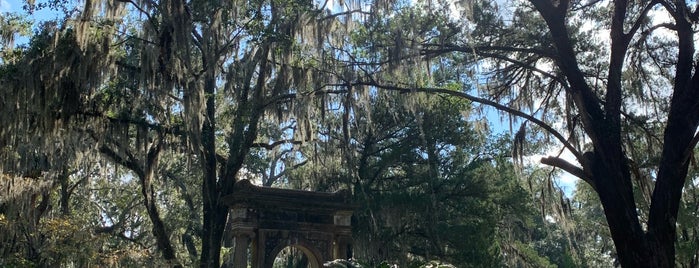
0, 0, 10, 12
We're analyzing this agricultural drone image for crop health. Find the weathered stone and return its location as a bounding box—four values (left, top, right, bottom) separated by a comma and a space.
222, 179, 355, 268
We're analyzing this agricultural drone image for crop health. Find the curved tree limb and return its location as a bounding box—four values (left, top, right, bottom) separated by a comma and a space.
353, 80, 584, 163
251, 139, 303, 150
530, 0, 606, 150
541, 156, 593, 187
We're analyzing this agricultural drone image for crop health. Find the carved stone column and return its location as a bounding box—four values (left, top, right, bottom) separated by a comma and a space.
333, 211, 353, 260
233, 233, 251, 267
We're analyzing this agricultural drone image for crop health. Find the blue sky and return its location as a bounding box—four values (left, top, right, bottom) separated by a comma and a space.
2, 0, 65, 47
0, 0, 10, 12
1, 0, 62, 17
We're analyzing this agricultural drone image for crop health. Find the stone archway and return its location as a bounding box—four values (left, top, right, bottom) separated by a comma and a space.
270, 244, 321, 268
222, 180, 355, 268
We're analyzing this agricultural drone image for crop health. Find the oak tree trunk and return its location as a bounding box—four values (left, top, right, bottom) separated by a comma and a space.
528, 1, 699, 267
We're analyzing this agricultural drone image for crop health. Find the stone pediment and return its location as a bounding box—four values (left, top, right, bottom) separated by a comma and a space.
222, 179, 355, 212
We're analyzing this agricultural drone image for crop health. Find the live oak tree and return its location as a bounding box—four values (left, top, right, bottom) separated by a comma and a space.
350, 0, 699, 266
0, 1, 343, 267
2, 0, 355, 266
572, 135, 699, 267
282, 42, 578, 265
4, 0, 698, 267
0, 5, 192, 265
340, 95, 533, 267
478, 1, 698, 266
149, 1, 347, 266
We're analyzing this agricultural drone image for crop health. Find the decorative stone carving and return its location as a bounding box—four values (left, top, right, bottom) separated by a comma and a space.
222, 179, 356, 268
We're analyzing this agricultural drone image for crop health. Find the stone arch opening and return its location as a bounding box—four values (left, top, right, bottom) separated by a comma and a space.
271, 244, 321, 268
222, 180, 355, 268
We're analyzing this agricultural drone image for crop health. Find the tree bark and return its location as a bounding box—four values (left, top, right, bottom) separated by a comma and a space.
143, 137, 181, 267
200, 57, 222, 267
58, 171, 71, 216
100, 136, 181, 266
199, 44, 270, 267
588, 151, 651, 267
646, 8, 699, 267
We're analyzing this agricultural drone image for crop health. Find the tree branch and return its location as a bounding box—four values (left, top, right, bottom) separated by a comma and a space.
627, 0, 661, 37
99, 144, 145, 179
422, 44, 557, 60
146, 132, 163, 170
116, 0, 159, 34
476, 51, 568, 86
251, 139, 303, 150
354, 80, 584, 162
530, 0, 605, 151
318, 9, 372, 21
77, 111, 185, 137
557, 0, 571, 13
682, 130, 699, 164
265, 160, 308, 187
541, 156, 593, 187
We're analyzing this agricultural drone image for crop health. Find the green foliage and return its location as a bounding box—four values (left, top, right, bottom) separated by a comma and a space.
3, 0, 698, 267
511, 241, 557, 268
0, 12, 31, 49
285, 88, 563, 266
